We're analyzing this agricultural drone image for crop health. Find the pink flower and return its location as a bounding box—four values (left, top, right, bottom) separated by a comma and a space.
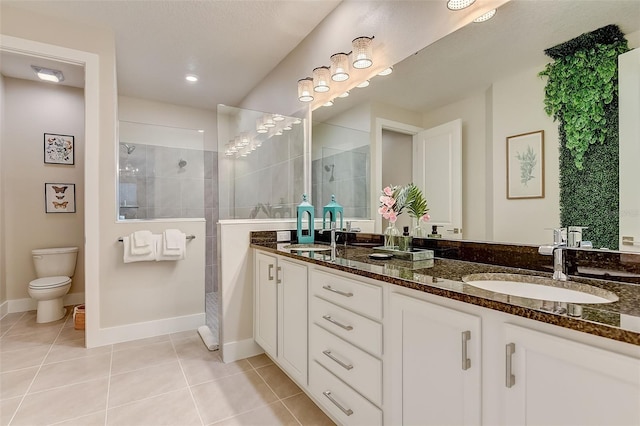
378, 205, 389, 215
384, 196, 395, 208
383, 186, 393, 196
421, 213, 431, 222
388, 211, 398, 223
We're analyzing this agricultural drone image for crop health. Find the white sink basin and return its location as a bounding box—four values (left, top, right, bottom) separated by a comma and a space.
284, 244, 332, 252
462, 273, 618, 304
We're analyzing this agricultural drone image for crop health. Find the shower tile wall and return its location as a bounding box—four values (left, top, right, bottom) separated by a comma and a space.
204, 150, 218, 293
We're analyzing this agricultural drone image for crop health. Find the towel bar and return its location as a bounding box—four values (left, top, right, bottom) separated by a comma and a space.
118, 234, 196, 242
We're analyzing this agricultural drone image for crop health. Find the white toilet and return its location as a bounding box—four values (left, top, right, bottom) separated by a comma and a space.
28, 247, 79, 323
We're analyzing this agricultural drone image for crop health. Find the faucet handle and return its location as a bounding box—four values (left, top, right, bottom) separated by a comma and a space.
545, 227, 567, 245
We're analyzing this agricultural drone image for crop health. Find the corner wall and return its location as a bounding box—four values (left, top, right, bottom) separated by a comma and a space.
0, 74, 6, 316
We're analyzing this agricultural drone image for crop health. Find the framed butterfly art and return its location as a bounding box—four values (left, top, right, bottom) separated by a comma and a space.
44, 133, 74, 165
45, 183, 76, 213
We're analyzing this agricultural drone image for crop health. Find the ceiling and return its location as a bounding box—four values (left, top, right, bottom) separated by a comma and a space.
0, 0, 341, 110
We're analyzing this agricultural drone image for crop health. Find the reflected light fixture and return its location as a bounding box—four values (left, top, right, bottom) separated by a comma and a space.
473, 8, 496, 22
356, 80, 370, 88
313, 66, 331, 93
330, 53, 350, 82
185, 74, 199, 82
298, 77, 314, 102
263, 114, 276, 128
272, 114, 285, 122
447, 0, 476, 10
378, 67, 393, 76
323, 100, 334, 107
352, 36, 373, 69
338, 91, 350, 98
31, 65, 64, 83
256, 118, 268, 134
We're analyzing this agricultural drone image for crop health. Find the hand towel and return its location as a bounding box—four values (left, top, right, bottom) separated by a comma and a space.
130, 230, 153, 255
157, 230, 186, 261
164, 229, 183, 251
123, 236, 157, 263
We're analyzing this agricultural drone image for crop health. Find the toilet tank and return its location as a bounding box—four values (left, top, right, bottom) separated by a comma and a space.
32, 247, 79, 278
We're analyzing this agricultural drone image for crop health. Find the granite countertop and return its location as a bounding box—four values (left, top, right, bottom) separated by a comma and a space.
251, 241, 640, 346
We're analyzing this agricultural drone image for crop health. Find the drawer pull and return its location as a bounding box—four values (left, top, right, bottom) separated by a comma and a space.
268, 264, 274, 281
505, 343, 516, 388
276, 266, 282, 284
323, 390, 354, 416
461, 330, 471, 371
322, 285, 353, 298
322, 315, 353, 331
322, 350, 354, 370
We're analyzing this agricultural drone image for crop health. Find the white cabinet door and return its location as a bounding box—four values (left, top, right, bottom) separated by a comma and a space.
390, 293, 481, 426
254, 251, 278, 358
504, 324, 640, 426
278, 257, 308, 385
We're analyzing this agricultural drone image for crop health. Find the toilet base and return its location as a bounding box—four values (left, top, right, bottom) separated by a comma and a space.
36, 298, 66, 323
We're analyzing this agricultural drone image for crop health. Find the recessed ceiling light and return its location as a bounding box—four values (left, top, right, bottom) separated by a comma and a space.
473, 9, 496, 22
447, 0, 476, 11
185, 74, 199, 82
31, 65, 64, 83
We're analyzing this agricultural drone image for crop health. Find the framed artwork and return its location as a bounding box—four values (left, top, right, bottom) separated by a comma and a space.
45, 183, 76, 213
44, 133, 74, 165
507, 130, 545, 199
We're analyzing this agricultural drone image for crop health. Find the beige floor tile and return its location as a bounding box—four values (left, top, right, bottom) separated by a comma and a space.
54, 324, 86, 343
174, 334, 219, 361
10, 377, 108, 426
211, 401, 299, 426
1, 396, 21, 426
108, 360, 188, 408
181, 355, 252, 386
0, 313, 25, 336
0, 346, 50, 373
110, 341, 177, 374
106, 388, 202, 426
29, 353, 111, 393
246, 353, 274, 369
51, 410, 106, 426
45, 337, 112, 364
0, 366, 38, 400
169, 329, 200, 343
0, 328, 58, 353
112, 334, 171, 352
255, 364, 302, 399
282, 393, 336, 426
5, 313, 66, 337
191, 370, 279, 425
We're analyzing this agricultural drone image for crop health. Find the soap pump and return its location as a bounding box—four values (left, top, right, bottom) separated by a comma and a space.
399, 226, 412, 251
428, 225, 443, 238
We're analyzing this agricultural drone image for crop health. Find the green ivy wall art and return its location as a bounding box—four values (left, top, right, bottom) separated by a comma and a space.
507, 130, 545, 200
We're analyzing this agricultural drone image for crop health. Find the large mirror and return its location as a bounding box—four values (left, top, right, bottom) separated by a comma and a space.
312, 0, 640, 251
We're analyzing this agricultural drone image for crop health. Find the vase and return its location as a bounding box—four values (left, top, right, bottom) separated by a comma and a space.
412, 218, 425, 238
384, 223, 400, 249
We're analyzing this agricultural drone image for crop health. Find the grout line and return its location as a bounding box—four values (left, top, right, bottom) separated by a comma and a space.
171, 334, 206, 426
251, 363, 303, 425
103, 344, 114, 426
0, 312, 26, 338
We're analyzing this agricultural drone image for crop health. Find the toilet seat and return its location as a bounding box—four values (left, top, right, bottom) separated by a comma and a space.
29, 276, 71, 289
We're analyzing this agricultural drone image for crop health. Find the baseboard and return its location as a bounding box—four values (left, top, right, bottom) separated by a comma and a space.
0, 300, 8, 320
6, 292, 85, 314
221, 337, 264, 363
90, 312, 205, 348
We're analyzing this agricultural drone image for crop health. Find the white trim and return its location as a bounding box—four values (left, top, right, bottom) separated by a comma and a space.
0, 35, 101, 349
0, 301, 8, 320
93, 313, 205, 347
222, 337, 264, 363
5, 292, 85, 314
373, 118, 424, 232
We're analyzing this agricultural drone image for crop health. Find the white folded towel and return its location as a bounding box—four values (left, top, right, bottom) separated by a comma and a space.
130, 230, 153, 255
156, 230, 186, 261
123, 236, 157, 263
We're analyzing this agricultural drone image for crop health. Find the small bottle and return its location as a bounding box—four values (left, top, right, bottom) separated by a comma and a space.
399, 226, 412, 251
429, 225, 442, 238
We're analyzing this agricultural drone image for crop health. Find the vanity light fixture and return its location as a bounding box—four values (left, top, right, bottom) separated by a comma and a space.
275, 129, 284, 136
313, 66, 331, 92
256, 118, 268, 134
378, 67, 393, 76
356, 79, 370, 88
272, 114, 285, 122
338, 91, 350, 98
323, 100, 334, 107
185, 74, 199, 82
263, 114, 276, 128
298, 77, 314, 102
31, 65, 64, 83
473, 8, 496, 22
352, 36, 374, 69
447, 0, 476, 10
283, 124, 293, 131
330, 53, 350, 82
293, 118, 302, 125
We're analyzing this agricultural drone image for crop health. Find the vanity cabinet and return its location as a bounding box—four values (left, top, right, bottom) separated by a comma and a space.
503, 323, 640, 426
389, 292, 482, 426
254, 251, 308, 385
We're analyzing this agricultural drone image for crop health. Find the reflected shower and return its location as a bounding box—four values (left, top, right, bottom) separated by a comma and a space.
324, 164, 335, 182
122, 143, 136, 154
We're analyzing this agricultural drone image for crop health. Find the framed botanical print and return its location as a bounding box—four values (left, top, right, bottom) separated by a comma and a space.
507, 130, 545, 199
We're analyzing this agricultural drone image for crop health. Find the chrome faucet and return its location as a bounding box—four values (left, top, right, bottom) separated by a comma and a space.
538, 228, 568, 281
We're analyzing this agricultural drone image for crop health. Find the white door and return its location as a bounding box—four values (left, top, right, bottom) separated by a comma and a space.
413, 119, 462, 239
390, 293, 481, 426
504, 324, 640, 426
619, 48, 640, 252
254, 251, 278, 358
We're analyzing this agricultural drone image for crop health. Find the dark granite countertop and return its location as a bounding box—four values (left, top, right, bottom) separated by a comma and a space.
251, 240, 640, 346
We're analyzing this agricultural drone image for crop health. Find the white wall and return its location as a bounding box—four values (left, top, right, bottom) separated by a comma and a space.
2, 78, 86, 309
381, 130, 413, 231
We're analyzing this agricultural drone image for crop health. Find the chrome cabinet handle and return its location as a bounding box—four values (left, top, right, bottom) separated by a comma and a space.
322, 315, 353, 331
505, 343, 516, 388
268, 264, 274, 281
461, 330, 471, 371
322, 285, 353, 297
276, 266, 282, 284
322, 350, 354, 370
323, 391, 353, 416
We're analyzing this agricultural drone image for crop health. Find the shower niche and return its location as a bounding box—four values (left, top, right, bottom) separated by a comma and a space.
118, 121, 205, 220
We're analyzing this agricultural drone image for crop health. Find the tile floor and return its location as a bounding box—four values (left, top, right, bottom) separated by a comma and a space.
0, 309, 335, 426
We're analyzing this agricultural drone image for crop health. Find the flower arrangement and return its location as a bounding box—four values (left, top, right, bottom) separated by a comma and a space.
378, 183, 430, 223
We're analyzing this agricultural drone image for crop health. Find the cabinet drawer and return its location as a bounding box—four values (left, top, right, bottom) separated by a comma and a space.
310, 324, 382, 406
311, 270, 382, 320
309, 360, 382, 426
311, 296, 382, 356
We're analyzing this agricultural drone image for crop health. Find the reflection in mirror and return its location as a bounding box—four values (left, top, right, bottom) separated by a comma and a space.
217, 105, 305, 219
311, 0, 640, 251
118, 121, 205, 220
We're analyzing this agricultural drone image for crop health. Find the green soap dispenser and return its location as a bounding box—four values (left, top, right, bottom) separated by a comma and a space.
296, 194, 314, 244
